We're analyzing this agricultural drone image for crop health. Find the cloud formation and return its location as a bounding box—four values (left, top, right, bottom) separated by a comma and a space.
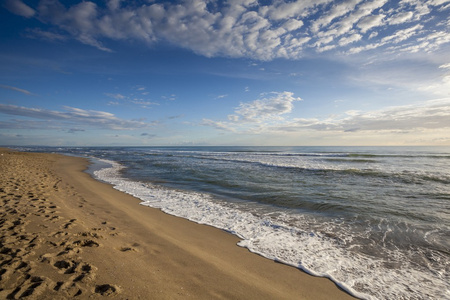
281, 98, 450, 134
8, 0, 450, 60
270, 98, 450, 134
203, 93, 450, 135
203, 91, 301, 132
0, 104, 153, 130
105, 88, 159, 109
229, 91, 301, 122
4, 0, 35, 18
0, 84, 34, 96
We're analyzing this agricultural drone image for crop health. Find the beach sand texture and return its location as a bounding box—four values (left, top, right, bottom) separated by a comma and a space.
0, 148, 355, 299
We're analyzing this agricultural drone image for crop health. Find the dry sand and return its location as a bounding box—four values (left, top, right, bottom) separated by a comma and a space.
0, 148, 355, 299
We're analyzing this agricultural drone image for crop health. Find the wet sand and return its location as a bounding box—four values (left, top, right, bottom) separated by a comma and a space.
0, 148, 355, 299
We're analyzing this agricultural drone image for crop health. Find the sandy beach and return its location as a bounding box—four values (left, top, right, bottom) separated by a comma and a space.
0, 148, 355, 299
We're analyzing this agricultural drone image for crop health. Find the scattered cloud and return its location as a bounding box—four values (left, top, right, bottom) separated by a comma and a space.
347, 23, 429, 54
357, 14, 385, 33
130, 99, 159, 108
334, 98, 450, 132
3, 0, 35, 18
339, 33, 362, 46
201, 119, 236, 132
25, 28, 67, 41
202, 91, 301, 132
311, 0, 363, 33
275, 98, 450, 133
7, 0, 450, 60
387, 11, 414, 25
105, 93, 126, 100
0, 84, 35, 96
162, 94, 176, 101
105, 89, 160, 108
229, 91, 302, 123
202, 92, 450, 136
0, 104, 153, 130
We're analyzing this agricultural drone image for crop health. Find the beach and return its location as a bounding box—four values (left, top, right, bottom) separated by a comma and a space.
0, 148, 354, 299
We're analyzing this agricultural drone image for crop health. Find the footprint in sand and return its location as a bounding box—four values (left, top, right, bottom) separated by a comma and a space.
76, 231, 103, 239
118, 246, 136, 252
53, 260, 76, 273
78, 240, 100, 247
62, 219, 77, 229
40, 254, 98, 297
9, 276, 49, 299
94, 284, 121, 296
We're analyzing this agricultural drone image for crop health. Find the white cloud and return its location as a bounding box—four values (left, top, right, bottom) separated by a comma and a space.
25, 28, 67, 41
270, 98, 450, 134
105, 90, 160, 108
337, 98, 450, 131
162, 94, 176, 101
348, 23, 426, 53
4, 0, 35, 18
283, 19, 304, 31
201, 87, 450, 136
368, 31, 379, 39
9, 0, 450, 60
311, 0, 363, 33
357, 14, 385, 33
381, 24, 423, 44
0, 84, 34, 95
314, 36, 334, 47
266, 0, 332, 20
428, 0, 450, 7
230, 91, 302, 122
324, 0, 388, 36
417, 74, 450, 96
386, 11, 414, 25
0, 104, 152, 130
339, 33, 363, 46
105, 93, 126, 100
416, 31, 450, 52
201, 91, 302, 134
347, 42, 382, 54
131, 99, 159, 108
201, 119, 236, 132
37, 0, 113, 51
317, 44, 337, 52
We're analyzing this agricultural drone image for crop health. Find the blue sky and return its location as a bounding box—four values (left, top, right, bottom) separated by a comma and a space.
1, 0, 449, 146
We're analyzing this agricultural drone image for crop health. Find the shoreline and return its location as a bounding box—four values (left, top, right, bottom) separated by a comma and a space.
0, 148, 355, 299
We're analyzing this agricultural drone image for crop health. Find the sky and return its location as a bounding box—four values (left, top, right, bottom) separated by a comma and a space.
0, 0, 449, 146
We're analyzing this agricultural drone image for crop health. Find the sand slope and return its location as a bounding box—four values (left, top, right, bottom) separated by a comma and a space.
0, 148, 355, 299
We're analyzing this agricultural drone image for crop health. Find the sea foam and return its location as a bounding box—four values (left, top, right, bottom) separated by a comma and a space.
93, 158, 449, 300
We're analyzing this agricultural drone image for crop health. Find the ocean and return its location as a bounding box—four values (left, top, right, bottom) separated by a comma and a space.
18, 146, 450, 299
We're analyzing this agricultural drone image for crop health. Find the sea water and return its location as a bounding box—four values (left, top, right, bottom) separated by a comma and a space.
19, 146, 450, 299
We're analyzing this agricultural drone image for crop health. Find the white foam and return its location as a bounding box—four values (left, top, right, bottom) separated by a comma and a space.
93, 159, 450, 300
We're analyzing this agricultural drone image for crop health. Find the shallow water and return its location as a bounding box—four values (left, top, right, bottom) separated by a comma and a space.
20, 146, 450, 299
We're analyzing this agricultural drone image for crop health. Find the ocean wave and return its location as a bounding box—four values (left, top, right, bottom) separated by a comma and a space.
92, 158, 450, 300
